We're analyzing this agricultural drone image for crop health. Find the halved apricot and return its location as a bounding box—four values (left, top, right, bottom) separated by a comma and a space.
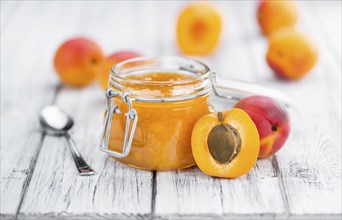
176, 2, 222, 55
191, 108, 260, 178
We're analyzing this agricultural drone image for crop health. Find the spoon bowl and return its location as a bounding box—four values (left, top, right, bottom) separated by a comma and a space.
40, 105, 73, 135
39, 105, 95, 176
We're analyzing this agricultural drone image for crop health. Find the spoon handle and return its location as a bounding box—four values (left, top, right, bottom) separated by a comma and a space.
64, 134, 95, 176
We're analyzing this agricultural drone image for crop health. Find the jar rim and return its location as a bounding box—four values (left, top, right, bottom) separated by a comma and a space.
110, 56, 211, 85
109, 56, 212, 102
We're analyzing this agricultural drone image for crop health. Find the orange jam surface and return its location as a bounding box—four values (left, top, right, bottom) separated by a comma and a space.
108, 72, 211, 170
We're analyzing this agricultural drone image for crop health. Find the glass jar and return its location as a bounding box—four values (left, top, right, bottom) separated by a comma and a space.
99, 57, 212, 170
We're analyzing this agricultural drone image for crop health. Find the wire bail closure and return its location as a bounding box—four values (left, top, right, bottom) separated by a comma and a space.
98, 89, 138, 158
211, 71, 238, 101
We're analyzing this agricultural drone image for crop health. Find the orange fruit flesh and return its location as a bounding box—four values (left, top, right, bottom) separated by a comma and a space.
191, 108, 260, 178
176, 2, 222, 55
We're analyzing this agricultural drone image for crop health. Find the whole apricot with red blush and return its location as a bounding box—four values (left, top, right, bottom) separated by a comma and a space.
54, 37, 104, 87
176, 2, 222, 55
266, 28, 318, 80
191, 109, 260, 178
257, 0, 298, 36
98, 50, 142, 89
234, 96, 290, 159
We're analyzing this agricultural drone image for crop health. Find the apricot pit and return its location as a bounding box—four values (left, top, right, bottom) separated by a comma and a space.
207, 112, 241, 164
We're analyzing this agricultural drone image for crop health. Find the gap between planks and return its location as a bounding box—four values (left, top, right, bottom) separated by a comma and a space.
6, 2, 101, 218
150, 171, 157, 218
16, 2, 159, 219
14, 84, 62, 219
271, 156, 290, 216
230, 2, 291, 216
3, 1, 341, 219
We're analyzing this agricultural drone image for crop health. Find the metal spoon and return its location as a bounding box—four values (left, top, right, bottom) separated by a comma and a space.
39, 105, 95, 176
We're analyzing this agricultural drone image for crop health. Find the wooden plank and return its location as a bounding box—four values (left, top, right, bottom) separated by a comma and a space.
2, 1, 340, 219
224, 1, 342, 217
154, 1, 286, 218
310, 1, 341, 61
220, 160, 285, 216
18, 1, 159, 218
211, 1, 260, 82
0, 1, 17, 31
18, 86, 153, 219
217, 2, 285, 217
1, 2, 85, 218
155, 168, 222, 217
225, 1, 342, 217
272, 1, 341, 216
230, 0, 341, 218
86, 1, 160, 56
154, 1, 223, 217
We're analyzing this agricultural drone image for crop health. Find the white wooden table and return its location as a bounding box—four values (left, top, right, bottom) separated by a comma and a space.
1, 1, 341, 219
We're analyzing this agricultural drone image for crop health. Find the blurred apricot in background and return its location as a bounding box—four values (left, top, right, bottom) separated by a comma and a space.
54, 37, 104, 87
97, 50, 142, 89
176, 2, 222, 55
257, 0, 298, 36
266, 28, 318, 80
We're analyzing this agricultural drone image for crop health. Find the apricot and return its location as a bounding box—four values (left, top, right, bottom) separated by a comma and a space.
257, 0, 298, 36
176, 2, 222, 55
98, 50, 142, 89
54, 37, 104, 87
191, 108, 260, 178
234, 96, 290, 159
266, 28, 318, 80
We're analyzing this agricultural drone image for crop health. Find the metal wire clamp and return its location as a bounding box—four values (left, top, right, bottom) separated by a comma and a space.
211, 71, 239, 101
98, 89, 138, 158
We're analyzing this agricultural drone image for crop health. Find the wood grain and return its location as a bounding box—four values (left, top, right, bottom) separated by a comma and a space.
228, 1, 341, 216
155, 168, 222, 217
18, 86, 154, 219
216, 3, 286, 216
1, 1, 341, 219
0, 2, 80, 218
310, 1, 342, 61
154, 2, 222, 217
220, 3, 283, 217
273, 1, 342, 215
154, 2, 286, 218
16, 1, 159, 219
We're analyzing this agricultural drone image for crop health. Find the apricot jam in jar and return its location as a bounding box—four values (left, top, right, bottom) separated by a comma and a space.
99, 57, 212, 170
